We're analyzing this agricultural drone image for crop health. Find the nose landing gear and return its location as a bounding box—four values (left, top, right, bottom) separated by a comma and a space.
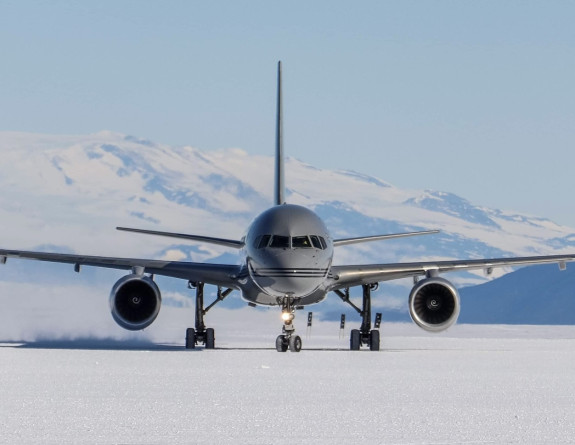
275, 296, 302, 352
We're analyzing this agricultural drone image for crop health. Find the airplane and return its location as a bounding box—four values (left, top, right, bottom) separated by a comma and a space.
2, 61, 575, 352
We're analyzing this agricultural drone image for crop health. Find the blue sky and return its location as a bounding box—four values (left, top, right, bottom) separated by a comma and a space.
2, 1, 575, 225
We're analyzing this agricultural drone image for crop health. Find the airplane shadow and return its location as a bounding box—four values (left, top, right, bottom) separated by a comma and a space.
0, 340, 373, 352
0, 338, 187, 352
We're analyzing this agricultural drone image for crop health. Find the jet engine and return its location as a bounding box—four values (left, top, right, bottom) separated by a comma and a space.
408, 277, 460, 332
110, 274, 162, 331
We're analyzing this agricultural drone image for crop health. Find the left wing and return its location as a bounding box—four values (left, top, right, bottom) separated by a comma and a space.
328, 254, 575, 290
0, 248, 243, 288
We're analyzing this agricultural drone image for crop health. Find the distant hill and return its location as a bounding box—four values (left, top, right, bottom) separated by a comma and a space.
1, 131, 574, 327
459, 264, 575, 325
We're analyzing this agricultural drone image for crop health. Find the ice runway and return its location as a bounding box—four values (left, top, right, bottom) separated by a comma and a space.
1, 324, 575, 445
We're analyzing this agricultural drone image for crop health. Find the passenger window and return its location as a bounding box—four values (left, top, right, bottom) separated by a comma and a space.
269, 235, 289, 248
258, 235, 271, 249
292, 236, 312, 248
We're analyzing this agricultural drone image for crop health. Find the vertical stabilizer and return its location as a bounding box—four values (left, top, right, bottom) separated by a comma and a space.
275, 61, 285, 205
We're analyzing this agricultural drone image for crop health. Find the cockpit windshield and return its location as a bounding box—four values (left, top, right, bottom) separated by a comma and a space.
257, 235, 271, 249
269, 235, 290, 248
254, 234, 327, 250
292, 236, 312, 248
310, 235, 326, 249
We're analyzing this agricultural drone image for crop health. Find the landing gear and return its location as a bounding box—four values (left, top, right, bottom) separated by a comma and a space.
289, 335, 302, 352
185, 282, 232, 350
335, 284, 382, 351
350, 329, 361, 351
276, 335, 288, 352
186, 328, 196, 349
275, 334, 302, 352
276, 296, 302, 352
205, 328, 215, 349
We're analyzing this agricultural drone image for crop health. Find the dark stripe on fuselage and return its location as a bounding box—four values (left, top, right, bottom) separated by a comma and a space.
251, 267, 328, 278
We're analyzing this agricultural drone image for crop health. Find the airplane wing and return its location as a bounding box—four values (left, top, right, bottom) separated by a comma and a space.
333, 230, 440, 247
0, 248, 243, 289
116, 227, 244, 249
328, 254, 575, 289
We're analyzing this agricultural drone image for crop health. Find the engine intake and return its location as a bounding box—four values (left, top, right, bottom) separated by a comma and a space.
110, 274, 161, 331
409, 277, 460, 332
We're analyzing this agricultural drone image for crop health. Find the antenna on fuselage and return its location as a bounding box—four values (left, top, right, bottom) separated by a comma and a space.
274, 60, 285, 205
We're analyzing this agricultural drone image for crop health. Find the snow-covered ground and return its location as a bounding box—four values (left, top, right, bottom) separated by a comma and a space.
1, 323, 575, 444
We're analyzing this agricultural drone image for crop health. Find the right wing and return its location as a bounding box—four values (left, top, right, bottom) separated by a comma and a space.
0, 248, 244, 289
333, 230, 440, 247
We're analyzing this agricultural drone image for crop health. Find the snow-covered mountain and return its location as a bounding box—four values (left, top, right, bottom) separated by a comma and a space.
459, 264, 575, 325
1, 131, 574, 327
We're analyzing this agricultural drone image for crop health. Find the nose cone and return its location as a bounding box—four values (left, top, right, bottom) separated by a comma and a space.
249, 250, 329, 298
244, 204, 334, 298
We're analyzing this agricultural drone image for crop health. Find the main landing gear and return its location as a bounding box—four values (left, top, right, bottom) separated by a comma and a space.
275, 296, 302, 353
185, 282, 233, 350
334, 284, 381, 351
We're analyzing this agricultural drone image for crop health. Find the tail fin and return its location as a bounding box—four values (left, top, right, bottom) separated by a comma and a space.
274, 61, 285, 205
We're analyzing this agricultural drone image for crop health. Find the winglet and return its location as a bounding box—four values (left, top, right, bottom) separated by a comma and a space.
274, 60, 285, 205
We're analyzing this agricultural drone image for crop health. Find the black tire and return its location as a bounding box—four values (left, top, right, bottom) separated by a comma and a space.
205, 328, 215, 349
369, 329, 380, 351
289, 335, 302, 352
276, 335, 288, 352
185, 328, 196, 349
350, 329, 361, 351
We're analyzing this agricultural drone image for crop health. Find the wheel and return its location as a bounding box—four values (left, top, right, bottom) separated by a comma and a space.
350, 329, 361, 351
276, 335, 288, 352
289, 335, 302, 352
185, 328, 196, 349
205, 328, 215, 349
369, 329, 380, 351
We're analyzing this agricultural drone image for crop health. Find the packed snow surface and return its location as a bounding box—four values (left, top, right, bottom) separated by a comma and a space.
1, 323, 575, 444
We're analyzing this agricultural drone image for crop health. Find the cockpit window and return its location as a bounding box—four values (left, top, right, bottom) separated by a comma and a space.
255, 234, 327, 249
269, 235, 290, 248
292, 236, 312, 248
257, 235, 271, 249
309, 235, 322, 249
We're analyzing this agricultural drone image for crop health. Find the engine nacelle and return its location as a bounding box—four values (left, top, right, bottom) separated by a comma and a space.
408, 277, 460, 332
110, 274, 162, 331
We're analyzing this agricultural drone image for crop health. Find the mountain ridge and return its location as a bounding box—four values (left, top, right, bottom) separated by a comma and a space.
1, 130, 574, 325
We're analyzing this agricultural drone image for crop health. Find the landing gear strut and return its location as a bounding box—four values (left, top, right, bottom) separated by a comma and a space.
275, 296, 302, 352
334, 284, 381, 351
185, 282, 232, 350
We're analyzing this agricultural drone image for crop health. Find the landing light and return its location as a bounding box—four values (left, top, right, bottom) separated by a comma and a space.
281, 312, 294, 322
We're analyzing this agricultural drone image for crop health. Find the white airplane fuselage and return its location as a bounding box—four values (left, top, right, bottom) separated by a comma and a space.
241, 204, 334, 306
